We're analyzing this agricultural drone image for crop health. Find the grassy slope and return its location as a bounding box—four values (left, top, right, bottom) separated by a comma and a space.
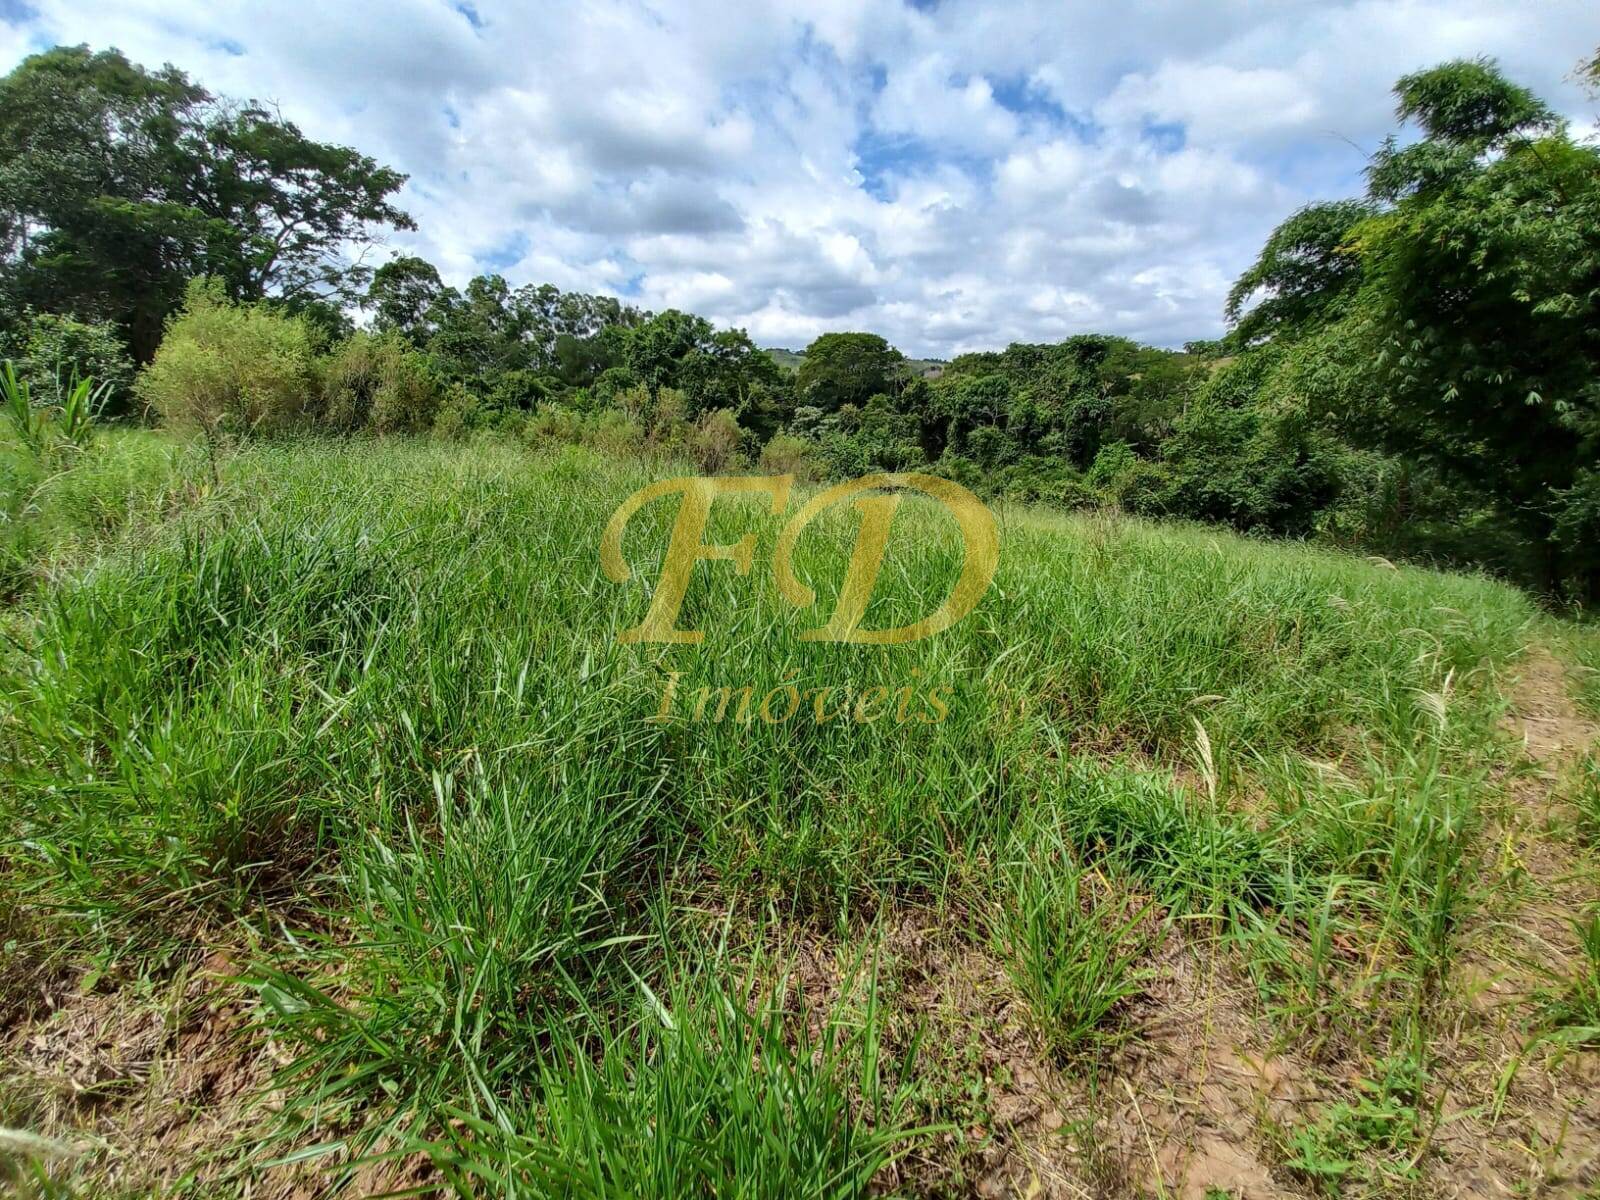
1, 432, 1596, 1197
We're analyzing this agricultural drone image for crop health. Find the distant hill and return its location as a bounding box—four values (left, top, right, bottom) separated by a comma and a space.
765, 347, 806, 374
764, 347, 947, 381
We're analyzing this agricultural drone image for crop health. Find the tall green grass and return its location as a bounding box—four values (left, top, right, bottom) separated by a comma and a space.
0, 432, 1552, 1192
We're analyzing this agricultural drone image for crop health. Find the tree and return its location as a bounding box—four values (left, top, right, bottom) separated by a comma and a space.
0, 47, 214, 361
0, 46, 412, 360
795, 332, 903, 412
677, 327, 781, 415
626, 309, 714, 399
423, 274, 532, 387
1353, 60, 1600, 598
197, 102, 411, 305
1224, 200, 1376, 345
624, 309, 777, 418
365, 255, 447, 344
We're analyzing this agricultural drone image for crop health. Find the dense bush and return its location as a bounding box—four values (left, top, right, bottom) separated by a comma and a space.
691, 408, 744, 474
135, 278, 318, 444
320, 332, 442, 433
758, 431, 822, 480
6, 310, 134, 412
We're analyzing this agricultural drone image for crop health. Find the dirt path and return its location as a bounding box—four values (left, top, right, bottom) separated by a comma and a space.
1425, 646, 1600, 1199
1076, 646, 1600, 1200
1503, 648, 1600, 765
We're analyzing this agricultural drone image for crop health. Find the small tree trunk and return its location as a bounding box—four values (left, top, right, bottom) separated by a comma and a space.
202, 421, 222, 491
1535, 533, 1566, 605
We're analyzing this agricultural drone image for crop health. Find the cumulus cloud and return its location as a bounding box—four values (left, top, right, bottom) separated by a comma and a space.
2, 0, 1595, 355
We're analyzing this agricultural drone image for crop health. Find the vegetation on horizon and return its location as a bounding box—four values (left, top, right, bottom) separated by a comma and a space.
1, 47, 1598, 605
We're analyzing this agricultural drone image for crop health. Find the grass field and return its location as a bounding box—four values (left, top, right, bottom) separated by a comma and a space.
2, 431, 1598, 1198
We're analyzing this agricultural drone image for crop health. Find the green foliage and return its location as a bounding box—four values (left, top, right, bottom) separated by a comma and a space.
0, 424, 195, 599
134, 278, 318, 443
0, 46, 411, 360
4, 43, 1597, 609
1357, 109, 1600, 596
814, 394, 925, 476
796, 331, 904, 412
1389, 57, 1556, 156
1086, 441, 1137, 490
691, 407, 745, 473
1280, 1057, 1428, 1194
520, 402, 646, 457
6, 310, 133, 414
993, 818, 1152, 1057
1225, 201, 1376, 345
623, 308, 776, 417
403, 957, 929, 1199
12, 44, 1600, 1197
364, 254, 445, 343
1534, 909, 1600, 1046
1, 361, 48, 457
1161, 389, 1345, 537
1, 359, 108, 463
0, 431, 1569, 1191
757, 431, 822, 480
1208, 57, 1600, 600
319, 331, 442, 433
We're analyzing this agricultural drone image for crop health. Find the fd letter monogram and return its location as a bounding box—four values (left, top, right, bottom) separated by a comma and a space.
599, 473, 999, 645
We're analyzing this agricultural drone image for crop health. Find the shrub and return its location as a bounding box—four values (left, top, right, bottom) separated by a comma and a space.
591, 366, 641, 403
591, 409, 645, 456
10, 311, 134, 415
487, 367, 554, 414
320, 332, 442, 434
692, 408, 743, 474
758, 432, 821, 480
1086, 441, 1138, 490
1113, 459, 1175, 516
1057, 475, 1103, 510
429, 385, 483, 441
522, 403, 589, 447
519, 405, 644, 456
650, 386, 690, 438
136, 279, 318, 450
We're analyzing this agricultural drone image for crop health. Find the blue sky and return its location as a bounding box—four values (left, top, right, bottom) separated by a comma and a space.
1, 0, 1595, 356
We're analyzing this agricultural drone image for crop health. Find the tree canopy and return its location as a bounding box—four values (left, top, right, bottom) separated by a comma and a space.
1227, 57, 1600, 597
795, 332, 904, 412
0, 45, 411, 360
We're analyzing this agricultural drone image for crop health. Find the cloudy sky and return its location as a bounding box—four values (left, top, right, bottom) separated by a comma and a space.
2, 1, 1595, 356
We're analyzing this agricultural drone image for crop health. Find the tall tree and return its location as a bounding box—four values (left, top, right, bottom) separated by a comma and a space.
1356, 60, 1598, 597
619, 309, 778, 416
366, 254, 447, 344
0, 45, 412, 360
1224, 200, 1376, 346
795, 332, 903, 412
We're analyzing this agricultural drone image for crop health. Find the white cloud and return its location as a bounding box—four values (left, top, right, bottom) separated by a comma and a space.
2, 0, 1595, 356
1098, 63, 1319, 144
873, 53, 1021, 155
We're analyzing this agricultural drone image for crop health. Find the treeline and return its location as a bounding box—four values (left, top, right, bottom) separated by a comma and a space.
2, 46, 1597, 601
